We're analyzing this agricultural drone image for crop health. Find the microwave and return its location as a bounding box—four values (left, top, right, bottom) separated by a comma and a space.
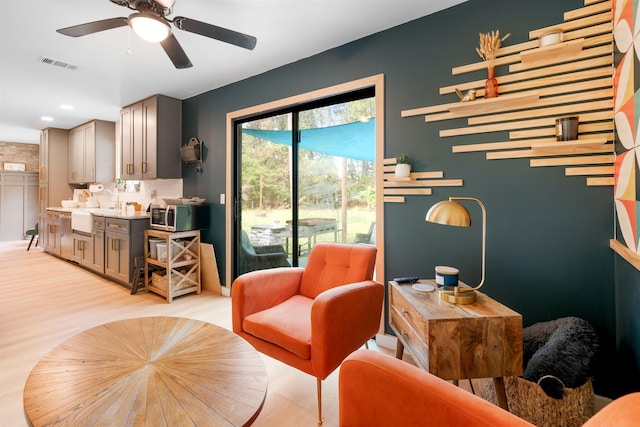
150, 204, 210, 232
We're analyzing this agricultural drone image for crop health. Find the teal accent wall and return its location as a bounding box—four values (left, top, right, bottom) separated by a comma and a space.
182, 0, 640, 397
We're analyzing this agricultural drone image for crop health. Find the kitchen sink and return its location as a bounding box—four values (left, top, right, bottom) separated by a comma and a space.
71, 211, 93, 234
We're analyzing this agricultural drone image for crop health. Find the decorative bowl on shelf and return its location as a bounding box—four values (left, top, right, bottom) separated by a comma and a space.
61, 200, 78, 208
161, 197, 206, 206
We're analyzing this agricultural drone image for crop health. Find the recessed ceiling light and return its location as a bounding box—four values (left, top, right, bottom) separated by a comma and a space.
60, 104, 74, 110
41, 116, 54, 122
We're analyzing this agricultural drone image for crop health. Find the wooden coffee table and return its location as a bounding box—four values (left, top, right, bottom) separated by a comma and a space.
24, 317, 268, 426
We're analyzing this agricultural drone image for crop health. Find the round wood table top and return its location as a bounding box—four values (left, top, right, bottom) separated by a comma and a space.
24, 317, 268, 426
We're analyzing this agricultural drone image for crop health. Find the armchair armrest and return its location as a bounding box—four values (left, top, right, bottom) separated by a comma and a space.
339, 350, 535, 427
232, 267, 304, 334
583, 392, 640, 427
310, 280, 384, 378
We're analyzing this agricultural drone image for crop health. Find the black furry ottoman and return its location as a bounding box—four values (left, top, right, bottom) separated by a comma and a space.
522, 316, 599, 399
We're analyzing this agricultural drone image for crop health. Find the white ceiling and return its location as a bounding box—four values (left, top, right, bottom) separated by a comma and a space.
0, 0, 466, 144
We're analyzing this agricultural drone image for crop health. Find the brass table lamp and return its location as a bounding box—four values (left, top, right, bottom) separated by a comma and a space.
426, 197, 486, 304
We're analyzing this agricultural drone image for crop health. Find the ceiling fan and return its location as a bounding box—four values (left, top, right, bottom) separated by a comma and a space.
56, 0, 257, 69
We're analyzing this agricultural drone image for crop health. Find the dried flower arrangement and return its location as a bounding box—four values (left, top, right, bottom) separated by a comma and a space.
476, 30, 510, 69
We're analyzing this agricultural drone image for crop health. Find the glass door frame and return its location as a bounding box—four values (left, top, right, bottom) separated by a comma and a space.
224, 74, 386, 291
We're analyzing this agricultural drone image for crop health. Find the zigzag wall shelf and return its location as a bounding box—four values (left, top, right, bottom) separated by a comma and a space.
382, 158, 463, 203
401, 0, 614, 187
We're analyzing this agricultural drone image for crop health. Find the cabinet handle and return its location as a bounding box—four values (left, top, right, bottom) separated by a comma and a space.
401, 308, 409, 316
126, 163, 134, 174
141, 162, 147, 173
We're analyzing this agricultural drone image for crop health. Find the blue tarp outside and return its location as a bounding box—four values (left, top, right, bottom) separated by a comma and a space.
241, 119, 375, 162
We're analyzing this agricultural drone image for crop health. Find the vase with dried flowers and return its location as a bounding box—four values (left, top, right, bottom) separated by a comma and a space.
476, 30, 510, 99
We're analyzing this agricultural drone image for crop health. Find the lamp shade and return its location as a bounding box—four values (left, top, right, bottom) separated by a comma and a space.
129, 12, 171, 42
425, 200, 471, 227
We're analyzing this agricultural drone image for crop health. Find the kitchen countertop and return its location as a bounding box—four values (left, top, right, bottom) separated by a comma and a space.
46, 207, 150, 219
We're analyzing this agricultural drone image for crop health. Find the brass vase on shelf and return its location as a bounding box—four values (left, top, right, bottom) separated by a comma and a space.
484, 66, 498, 99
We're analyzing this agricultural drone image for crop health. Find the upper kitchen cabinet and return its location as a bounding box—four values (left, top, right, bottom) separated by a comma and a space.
68, 120, 115, 184
120, 95, 181, 180
39, 128, 72, 211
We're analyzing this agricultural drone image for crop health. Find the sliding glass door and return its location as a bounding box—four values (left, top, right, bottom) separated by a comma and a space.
234, 92, 375, 277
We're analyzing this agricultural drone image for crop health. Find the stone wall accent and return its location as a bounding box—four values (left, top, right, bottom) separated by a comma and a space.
0, 142, 39, 172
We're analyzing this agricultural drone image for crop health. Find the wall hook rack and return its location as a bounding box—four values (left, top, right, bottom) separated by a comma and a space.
181, 137, 203, 173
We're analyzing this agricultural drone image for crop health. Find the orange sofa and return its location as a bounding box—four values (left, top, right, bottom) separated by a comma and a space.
339, 350, 640, 427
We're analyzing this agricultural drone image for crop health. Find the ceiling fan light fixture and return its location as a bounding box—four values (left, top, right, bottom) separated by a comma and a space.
129, 12, 171, 42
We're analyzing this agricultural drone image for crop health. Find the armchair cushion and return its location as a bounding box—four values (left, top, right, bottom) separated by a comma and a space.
244, 294, 313, 359
300, 243, 376, 299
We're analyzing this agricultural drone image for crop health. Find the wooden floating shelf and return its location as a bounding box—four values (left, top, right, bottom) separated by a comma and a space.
519, 38, 584, 65
446, 92, 540, 117
385, 176, 413, 182
531, 138, 607, 149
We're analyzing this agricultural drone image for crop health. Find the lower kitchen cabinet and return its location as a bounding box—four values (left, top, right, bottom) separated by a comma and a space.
44, 210, 61, 256
71, 232, 92, 266
90, 216, 105, 274
104, 217, 147, 287
105, 231, 130, 284
43, 211, 148, 289
71, 229, 104, 273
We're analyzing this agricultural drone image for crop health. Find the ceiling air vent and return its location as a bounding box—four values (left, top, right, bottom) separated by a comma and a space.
39, 57, 78, 71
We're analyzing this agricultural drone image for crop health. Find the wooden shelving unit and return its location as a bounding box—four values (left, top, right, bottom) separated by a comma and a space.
400, 0, 614, 187
145, 229, 201, 303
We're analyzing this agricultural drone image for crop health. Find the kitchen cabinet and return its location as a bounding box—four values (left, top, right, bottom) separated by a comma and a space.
39, 128, 71, 248
104, 217, 148, 287
71, 232, 92, 265
120, 95, 181, 180
145, 229, 201, 303
71, 216, 104, 272
0, 172, 38, 241
44, 210, 61, 256
68, 120, 115, 184
89, 216, 105, 274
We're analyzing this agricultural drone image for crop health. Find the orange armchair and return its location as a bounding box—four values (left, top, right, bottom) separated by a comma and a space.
340, 350, 640, 427
583, 392, 640, 427
339, 350, 534, 427
232, 242, 382, 424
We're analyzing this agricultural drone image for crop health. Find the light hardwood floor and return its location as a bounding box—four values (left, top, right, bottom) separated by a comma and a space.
0, 240, 394, 427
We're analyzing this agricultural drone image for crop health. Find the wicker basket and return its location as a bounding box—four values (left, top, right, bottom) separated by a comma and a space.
151, 270, 197, 292
479, 376, 594, 427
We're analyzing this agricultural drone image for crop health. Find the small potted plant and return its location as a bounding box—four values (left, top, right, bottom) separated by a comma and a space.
395, 153, 411, 178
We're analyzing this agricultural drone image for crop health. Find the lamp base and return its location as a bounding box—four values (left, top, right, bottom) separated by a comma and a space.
439, 288, 477, 304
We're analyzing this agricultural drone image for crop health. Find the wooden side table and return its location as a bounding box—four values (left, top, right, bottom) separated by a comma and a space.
388, 279, 523, 410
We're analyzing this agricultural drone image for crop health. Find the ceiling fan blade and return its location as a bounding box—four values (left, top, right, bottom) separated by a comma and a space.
173, 17, 257, 50
57, 17, 129, 37
160, 34, 193, 69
